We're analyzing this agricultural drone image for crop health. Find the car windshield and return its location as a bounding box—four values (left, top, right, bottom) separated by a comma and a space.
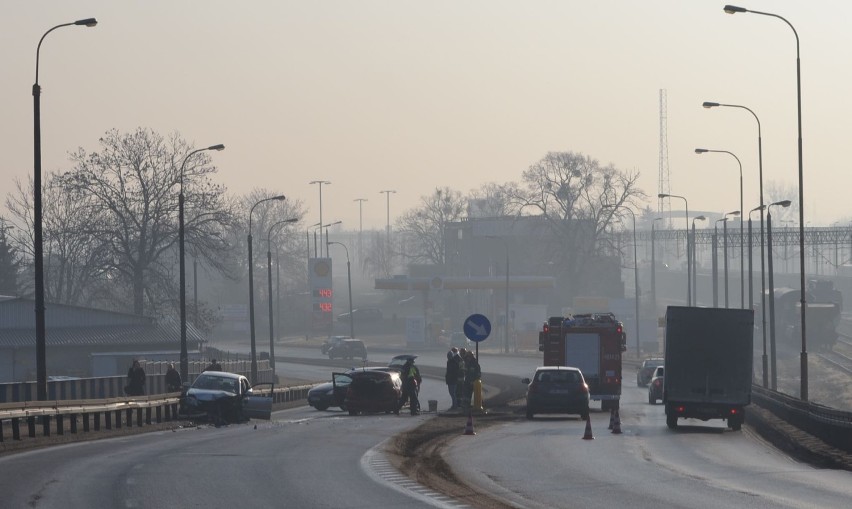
536, 370, 581, 383
192, 374, 240, 394
643, 359, 663, 368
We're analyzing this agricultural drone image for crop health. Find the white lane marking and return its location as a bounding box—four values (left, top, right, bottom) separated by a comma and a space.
361, 441, 472, 509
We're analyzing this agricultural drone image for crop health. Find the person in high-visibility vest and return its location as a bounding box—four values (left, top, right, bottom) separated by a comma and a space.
397, 358, 421, 415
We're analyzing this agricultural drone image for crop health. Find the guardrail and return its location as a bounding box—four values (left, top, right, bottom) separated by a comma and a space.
0, 383, 314, 445
752, 384, 852, 453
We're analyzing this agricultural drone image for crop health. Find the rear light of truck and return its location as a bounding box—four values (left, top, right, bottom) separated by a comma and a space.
542, 324, 549, 334
604, 376, 620, 385
675, 405, 686, 413
729, 408, 740, 415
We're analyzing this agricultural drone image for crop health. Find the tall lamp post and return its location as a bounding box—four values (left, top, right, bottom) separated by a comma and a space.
267, 218, 298, 375
658, 193, 690, 305
651, 218, 664, 317
695, 149, 745, 308
703, 100, 767, 383
723, 211, 742, 307
323, 220, 342, 254
724, 3, 808, 401
178, 144, 225, 382
767, 199, 792, 390
354, 198, 367, 267
749, 204, 768, 386
33, 17, 98, 401
603, 205, 640, 355
691, 215, 707, 305
248, 195, 286, 383
309, 181, 331, 256
380, 190, 396, 271
328, 241, 354, 339
486, 235, 511, 354
713, 218, 727, 307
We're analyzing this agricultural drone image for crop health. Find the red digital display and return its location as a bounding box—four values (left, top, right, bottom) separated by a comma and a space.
314, 288, 333, 298
319, 302, 333, 312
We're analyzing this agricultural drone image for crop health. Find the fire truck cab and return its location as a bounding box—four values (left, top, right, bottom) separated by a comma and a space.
539, 313, 626, 411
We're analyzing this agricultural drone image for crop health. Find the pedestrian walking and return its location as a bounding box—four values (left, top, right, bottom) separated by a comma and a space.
165, 362, 182, 392
445, 349, 460, 409
125, 359, 146, 396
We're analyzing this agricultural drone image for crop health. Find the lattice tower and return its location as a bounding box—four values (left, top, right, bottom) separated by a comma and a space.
658, 89, 671, 226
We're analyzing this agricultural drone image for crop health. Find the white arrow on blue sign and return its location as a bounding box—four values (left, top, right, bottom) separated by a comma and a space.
463, 313, 491, 342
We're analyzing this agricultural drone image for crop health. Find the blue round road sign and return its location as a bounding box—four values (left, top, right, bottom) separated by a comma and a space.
463, 314, 491, 342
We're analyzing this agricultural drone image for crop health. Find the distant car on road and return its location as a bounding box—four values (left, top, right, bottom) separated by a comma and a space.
320, 335, 350, 355
637, 358, 664, 387
336, 369, 402, 416
522, 366, 590, 420
181, 371, 272, 424
648, 366, 665, 404
307, 371, 353, 411
327, 339, 367, 360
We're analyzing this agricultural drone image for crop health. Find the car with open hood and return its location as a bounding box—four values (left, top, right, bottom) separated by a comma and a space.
335, 368, 402, 416
181, 371, 273, 424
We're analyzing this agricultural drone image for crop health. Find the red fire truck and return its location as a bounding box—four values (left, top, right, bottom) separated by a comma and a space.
539, 313, 627, 411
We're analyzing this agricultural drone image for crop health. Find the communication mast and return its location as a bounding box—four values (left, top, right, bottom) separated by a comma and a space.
658, 89, 671, 224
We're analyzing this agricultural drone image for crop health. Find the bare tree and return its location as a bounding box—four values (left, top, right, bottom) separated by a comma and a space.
57, 128, 234, 316
513, 151, 646, 294
396, 187, 467, 265
466, 182, 522, 218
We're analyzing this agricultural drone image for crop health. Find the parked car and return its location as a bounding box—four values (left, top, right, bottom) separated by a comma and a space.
336, 369, 402, 416
181, 371, 272, 424
320, 335, 350, 355
648, 366, 665, 404
307, 371, 352, 411
637, 358, 664, 386
337, 308, 383, 323
327, 339, 368, 360
522, 366, 590, 420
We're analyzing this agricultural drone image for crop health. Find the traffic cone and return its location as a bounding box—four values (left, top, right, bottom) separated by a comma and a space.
582, 415, 594, 440
611, 409, 622, 435
463, 411, 476, 436
608, 408, 615, 430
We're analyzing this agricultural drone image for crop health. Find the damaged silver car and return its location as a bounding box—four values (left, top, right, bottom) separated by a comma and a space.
181, 371, 273, 424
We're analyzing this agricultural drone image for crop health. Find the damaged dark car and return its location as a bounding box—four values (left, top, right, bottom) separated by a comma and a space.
181, 371, 273, 424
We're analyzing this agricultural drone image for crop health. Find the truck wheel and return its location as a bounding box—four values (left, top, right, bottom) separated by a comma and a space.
730, 411, 744, 431
666, 414, 678, 429
648, 393, 655, 405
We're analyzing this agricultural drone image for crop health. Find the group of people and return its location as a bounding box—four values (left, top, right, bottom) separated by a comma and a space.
125, 360, 185, 396
444, 347, 481, 410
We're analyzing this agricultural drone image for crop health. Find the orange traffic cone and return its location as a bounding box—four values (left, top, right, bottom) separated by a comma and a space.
463, 411, 476, 436
582, 415, 594, 440
608, 408, 615, 430
611, 409, 622, 435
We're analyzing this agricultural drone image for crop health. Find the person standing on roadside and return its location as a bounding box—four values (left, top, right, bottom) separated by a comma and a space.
125, 359, 146, 396
464, 350, 481, 409
397, 358, 422, 415
457, 348, 468, 408
445, 349, 460, 409
165, 362, 182, 392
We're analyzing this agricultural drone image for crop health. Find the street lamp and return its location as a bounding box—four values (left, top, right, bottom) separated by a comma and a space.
380, 190, 396, 272
658, 193, 690, 305
713, 218, 727, 307
695, 149, 745, 308
704, 100, 767, 383
767, 199, 792, 390
323, 220, 342, 255
748, 205, 768, 386
328, 241, 354, 339
354, 198, 367, 267
691, 215, 706, 305
651, 217, 664, 316
603, 205, 640, 356
724, 3, 808, 401
33, 17, 98, 401
486, 235, 511, 354
248, 195, 286, 383
723, 211, 741, 307
309, 181, 330, 256
267, 218, 298, 376
178, 144, 224, 382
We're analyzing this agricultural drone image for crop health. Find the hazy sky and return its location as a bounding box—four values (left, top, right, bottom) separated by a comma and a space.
3, 1, 851, 231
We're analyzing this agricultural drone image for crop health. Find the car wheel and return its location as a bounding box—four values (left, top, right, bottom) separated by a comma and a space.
393, 407, 400, 415
648, 393, 655, 405
314, 403, 329, 411
348, 409, 357, 416
666, 414, 678, 429
339, 403, 347, 412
